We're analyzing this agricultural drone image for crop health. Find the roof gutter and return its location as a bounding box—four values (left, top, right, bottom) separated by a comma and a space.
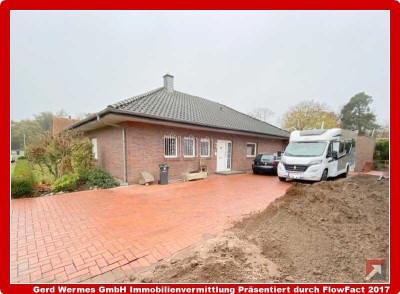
96, 113, 128, 185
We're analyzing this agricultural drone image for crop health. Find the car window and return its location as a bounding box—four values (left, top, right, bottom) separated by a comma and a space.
260, 155, 274, 162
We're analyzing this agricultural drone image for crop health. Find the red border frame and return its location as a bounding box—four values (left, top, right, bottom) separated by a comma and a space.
1, 1, 397, 293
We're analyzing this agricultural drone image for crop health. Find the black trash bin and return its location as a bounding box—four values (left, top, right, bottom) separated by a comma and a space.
159, 164, 169, 185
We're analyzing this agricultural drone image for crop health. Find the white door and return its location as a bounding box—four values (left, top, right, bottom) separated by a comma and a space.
217, 140, 232, 172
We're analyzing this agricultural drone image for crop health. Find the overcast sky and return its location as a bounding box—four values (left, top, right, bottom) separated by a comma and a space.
11, 10, 389, 127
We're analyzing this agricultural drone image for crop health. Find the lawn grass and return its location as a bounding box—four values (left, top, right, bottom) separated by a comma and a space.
11, 159, 35, 198
11, 162, 16, 176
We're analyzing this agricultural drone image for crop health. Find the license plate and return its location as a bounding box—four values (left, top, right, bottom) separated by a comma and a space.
288, 172, 301, 179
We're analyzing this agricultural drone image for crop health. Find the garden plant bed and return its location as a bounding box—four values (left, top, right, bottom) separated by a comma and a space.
137, 175, 389, 283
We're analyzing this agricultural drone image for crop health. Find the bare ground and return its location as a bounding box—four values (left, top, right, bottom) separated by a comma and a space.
128, 175, 389, 283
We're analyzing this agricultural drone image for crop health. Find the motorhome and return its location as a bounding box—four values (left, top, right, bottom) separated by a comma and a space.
277, 128, 356, 182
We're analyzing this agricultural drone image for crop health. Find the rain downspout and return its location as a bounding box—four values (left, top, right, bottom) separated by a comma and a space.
96, 114, 128, 185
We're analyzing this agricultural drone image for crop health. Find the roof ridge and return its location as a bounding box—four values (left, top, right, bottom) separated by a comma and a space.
173, 89, 289, 135
108, 87, 164, 109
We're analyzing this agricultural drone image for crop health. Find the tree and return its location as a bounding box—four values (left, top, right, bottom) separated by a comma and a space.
247, 107, 275, 123
281, 100, 339, 132
11, 110, 75, 151
340, 92, 379, 134
34, 111, 53, 132
55, 109, 69, 118
11, 119, 42, 150
76, 112, 92, 120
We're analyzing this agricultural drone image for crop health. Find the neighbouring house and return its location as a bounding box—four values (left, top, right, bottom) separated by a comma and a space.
70, 74, 290, 184
52, 116, 80, 135
11, 150, 25, 156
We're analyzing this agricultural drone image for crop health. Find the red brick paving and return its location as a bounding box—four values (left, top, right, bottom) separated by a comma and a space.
11, 173, 290, 283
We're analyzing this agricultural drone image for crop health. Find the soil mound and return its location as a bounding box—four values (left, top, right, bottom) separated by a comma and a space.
149, 175, 389, 283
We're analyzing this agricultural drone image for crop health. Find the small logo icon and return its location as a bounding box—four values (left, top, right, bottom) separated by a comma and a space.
365, 259, 386, 281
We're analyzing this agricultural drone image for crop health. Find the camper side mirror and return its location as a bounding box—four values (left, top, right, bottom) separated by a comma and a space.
331, 151, 338, 160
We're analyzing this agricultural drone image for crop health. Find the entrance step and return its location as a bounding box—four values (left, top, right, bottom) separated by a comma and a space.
215, 170, 246, 176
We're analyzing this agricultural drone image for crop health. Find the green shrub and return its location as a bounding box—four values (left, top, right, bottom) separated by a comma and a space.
80, 168, 119, 189
11, 159, 35, 198
373, 161, 382, 171
71, 140, 94, 177
18, 156, 27, 160
374, 140, 389, 160
52, 173, 78, 193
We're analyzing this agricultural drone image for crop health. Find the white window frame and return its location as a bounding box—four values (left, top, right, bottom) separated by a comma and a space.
183, 137, 196, 158
246, 142, 257, 157
200, 138, 211, 158
164, 135, 178, 158
91, 138, 98, 160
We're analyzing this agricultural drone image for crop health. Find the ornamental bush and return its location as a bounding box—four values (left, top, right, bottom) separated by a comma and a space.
26, 130, 94, 181
52, 173, 78, 193
80, 168, 119, 189
71, 140, 94, 177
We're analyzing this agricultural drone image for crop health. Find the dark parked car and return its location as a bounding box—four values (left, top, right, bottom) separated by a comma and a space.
252, 153, 280, 174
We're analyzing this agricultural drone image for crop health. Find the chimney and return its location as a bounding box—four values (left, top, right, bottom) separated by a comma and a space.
163, 74, 174, 92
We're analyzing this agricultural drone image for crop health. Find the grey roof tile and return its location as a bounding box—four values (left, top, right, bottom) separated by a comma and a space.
108, 87, 289, 138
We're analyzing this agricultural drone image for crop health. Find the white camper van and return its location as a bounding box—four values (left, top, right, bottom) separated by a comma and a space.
277, 128, 356, 182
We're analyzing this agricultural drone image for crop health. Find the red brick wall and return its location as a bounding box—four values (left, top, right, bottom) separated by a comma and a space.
88, 121, 287, 184
86, 126, 123, 180
355, 135, 375, 172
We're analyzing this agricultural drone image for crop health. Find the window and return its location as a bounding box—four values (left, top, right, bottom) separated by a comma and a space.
200, 138, 210, 157
91, 138, 98, 160
256, 154, 274, 162
345, 141, 352, 154
184, 137, 195, 157
285, 142, 328, 157
339, 142, 345, 154
164, 135, 177, 157
246, 143, 257, 157
326, 142, 333, 158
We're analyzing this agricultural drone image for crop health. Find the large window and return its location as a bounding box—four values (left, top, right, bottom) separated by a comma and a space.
164, 135, 177, 157
200, 138, 210, 157
91, 138, 98, 160
184, 137, 195, 157
246, 142, 257, 157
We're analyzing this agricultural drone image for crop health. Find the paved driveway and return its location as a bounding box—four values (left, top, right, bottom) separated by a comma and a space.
11, 173, 290, 283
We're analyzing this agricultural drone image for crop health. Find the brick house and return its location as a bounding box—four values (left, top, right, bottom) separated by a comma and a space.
52, 116, 80, 135
71, 74, 289, 184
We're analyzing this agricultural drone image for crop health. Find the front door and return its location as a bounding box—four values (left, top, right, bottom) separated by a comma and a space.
216, 140, 232, 172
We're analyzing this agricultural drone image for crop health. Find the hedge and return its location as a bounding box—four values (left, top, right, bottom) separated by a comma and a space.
11, 159, 35, 198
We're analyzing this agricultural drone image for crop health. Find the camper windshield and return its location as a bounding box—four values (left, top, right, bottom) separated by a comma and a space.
284, 142, 327, 157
